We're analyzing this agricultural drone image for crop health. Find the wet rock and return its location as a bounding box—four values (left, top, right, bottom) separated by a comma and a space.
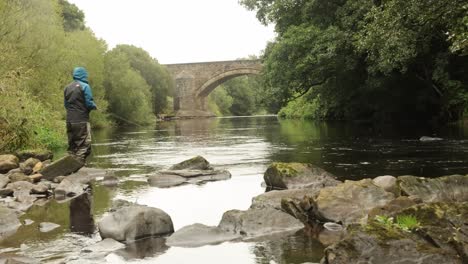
419, 136, 443, 142
0, 174, 9, 189
218, 207, 304, 238
251, 188, 317, 210
0, 254, 40, 264
264, 162, 339, 190
39, 222, 60, 232
101, 176, 119, 187
23, 219, 34, 225
167, 223, 240, 247
19, 158, 40, 175
0, 154, 19, 174
398, 174, 468, 202
81, 238, 125, 259
372, 175, 398, 194
148, 169, 231, 187
169, 155, 212, 170
283, 179, 395, 226
148, 174, 186, 188
8, 172, 32, 183
40, 155, 84, 180
0, 206, 21, 241
54, 167, 111, 200
98, 204, 174, 242
367, 196, 418, 219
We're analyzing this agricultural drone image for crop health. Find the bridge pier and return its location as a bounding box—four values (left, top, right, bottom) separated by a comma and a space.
173, 75, 215, 118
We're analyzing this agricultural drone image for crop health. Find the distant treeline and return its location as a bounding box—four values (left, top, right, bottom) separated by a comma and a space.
0, 0, 174, 152
242, 0, 468, 122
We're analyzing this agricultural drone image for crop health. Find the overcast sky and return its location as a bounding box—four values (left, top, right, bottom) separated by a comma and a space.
67, 0, 276, 64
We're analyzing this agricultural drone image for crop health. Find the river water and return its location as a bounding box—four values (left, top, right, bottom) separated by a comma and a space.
2, 116, 468, 263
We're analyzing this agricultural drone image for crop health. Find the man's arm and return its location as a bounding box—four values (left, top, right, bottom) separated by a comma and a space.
82, 84, 97, 110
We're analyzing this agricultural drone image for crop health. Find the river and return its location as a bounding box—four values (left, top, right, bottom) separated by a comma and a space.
1, 116, 468, 263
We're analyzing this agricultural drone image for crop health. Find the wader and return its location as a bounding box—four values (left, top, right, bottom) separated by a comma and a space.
66, 121, 91, 162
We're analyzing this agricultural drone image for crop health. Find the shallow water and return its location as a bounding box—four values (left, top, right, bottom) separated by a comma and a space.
2, 116, 468, 263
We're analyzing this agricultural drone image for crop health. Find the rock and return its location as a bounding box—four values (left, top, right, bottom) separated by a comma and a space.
419, 136, 443, 142
32, 161, 43, 174
0, 154, 19, 174
54, 178, 88, 200
398, 174, 468, 203
0, 254, 40, 264
101, 176, 119, 187
0, 206, 21, 241
81, 238, 125, 258
283, 179, 395, 226
98, 204, 174, 242
251, 188, 318, 210
8, 172, 32, 183
218, 207, 304, 238
29, 173, 43, 183
0, 174, 9, 189
148, 174, 187, 188
23, 219, 34, 225
40, 155, 84, 180
39, 222, 60, 232
367, 196, 418, 219
263, 162, 339, 190
0, 188, 13, 196
166, 223, 240, 247
6, 181, 39, 206
169, 156, 212, 170
322, 202, 468, 264
372, 175, 398, 195
53, 176, 66, 183
15, 149, 53, 162
19, 158, 40, 175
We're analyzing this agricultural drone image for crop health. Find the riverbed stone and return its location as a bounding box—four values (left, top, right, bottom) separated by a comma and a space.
54, 167, 111, 200
251, 188, 318, 210
372, 175, 398, 194
218, 207, 304, 238
0, 174, 9, 189
398, 174, 468, 202
166, 223, 240, 247
98, 204, 174, 243
0, 206, 21, 241
169, 156, 212, 170
19, 158, 40, 175
8, 172, 32, 183
15, 149, 53, 162
40, 155, 84, 180
148, 174, 186, 188
263, 162, 339, 190
81, 238, 125, 259
0, 254, 40, 264
0, 154, 19, 174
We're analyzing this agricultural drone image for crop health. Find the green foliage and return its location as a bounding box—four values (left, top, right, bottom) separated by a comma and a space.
208, 87, 233, 116
59, 0, 85, 31
374, 214, 420, 232
242, 0, 468, 122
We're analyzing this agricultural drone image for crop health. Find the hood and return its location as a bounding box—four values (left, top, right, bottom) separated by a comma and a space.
72, 67, 88, 83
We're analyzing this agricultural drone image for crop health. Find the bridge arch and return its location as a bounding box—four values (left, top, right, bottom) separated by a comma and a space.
164, 60, 262, 118
197, 68, 261, 97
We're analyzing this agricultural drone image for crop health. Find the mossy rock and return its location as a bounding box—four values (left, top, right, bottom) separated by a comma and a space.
15, 149, 53, 162
398, 175, 468, 202
264, 162, 338, 190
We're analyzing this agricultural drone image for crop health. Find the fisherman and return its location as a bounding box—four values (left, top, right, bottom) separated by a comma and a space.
64, 67, 97, 164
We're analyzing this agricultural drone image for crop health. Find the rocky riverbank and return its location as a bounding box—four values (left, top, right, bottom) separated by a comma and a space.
1, 153, 467, 263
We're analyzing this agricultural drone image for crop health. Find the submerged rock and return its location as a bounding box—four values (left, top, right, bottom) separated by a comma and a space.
98, 203, 174, 243
81, 238, 125, 259
39, 222, 61, 233
0, 206, 21, 241
263, 162, 339, 190
419, 136, 443, 142
166, 223, 240, 247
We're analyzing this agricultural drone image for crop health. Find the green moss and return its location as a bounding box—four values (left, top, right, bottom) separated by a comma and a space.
272, 162, 300, 177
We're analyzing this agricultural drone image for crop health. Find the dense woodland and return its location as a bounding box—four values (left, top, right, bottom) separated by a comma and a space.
242, 0, 468, 122
1, 0, 467, 153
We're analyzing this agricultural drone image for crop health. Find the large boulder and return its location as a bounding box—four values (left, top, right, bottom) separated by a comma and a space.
98, 203, 174, 243
0, 206, 21, 241
0, 154, 19, 174
169, 156, 212, 170
218, 207, 303, 238
282, 179, 395, 226
264, 162, 339, 190
322, 202, 468, 264
40, 155, 84, 180
166, 223, 240, 247
398, 174, 468, 202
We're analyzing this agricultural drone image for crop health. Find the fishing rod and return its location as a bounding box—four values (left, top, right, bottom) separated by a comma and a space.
106, 112, 145, 127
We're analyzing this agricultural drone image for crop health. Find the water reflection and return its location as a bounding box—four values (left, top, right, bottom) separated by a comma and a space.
70, 189, 95, 235
115, 237, 169, 260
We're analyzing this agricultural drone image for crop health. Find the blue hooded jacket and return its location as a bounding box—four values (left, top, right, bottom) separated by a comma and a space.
64, 67, 97, 122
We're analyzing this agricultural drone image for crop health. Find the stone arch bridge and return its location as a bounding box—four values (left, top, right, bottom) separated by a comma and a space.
164, 60, 262, 118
